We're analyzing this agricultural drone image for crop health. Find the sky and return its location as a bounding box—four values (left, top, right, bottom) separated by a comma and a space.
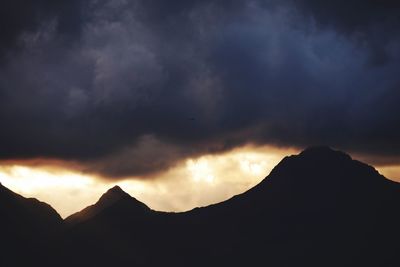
0, 0, 399, 217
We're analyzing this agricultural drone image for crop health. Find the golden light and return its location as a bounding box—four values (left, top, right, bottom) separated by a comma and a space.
376, 165, 400, 182
0, 145, 299, 218
1, 146, 399, 219
0, 165, 110, 218
187, 159, 216, 184
0, 165, 93, 192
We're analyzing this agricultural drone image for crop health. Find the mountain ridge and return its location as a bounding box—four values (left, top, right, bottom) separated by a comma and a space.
1, 146, 399, 267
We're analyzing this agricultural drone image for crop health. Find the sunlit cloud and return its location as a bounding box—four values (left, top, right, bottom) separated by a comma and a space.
0, 165, 93, 191
187, 159, 216, 184
3, 145, 397, 219
0, 165, 110, 218
116, 145, 300, 213
0, 145, 299, 218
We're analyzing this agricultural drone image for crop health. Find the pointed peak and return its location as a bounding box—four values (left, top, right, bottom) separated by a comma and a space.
104, 185, 129, 196
108, 185, 125, 194
65, 185, 150, 225
98, 185, 131, 205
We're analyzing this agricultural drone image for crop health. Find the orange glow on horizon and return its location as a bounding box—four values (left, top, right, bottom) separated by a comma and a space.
377, 165, 400, 182
0, 145, 399, 218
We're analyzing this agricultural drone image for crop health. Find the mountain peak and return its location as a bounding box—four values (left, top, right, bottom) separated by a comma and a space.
300, 146, 350, 158
266, 147, 353, 177
65, 185, 150, 225
98, 185, 131, 206
109, 185, 123, 192
295, 146, 353, 164
256, 146, 387, 195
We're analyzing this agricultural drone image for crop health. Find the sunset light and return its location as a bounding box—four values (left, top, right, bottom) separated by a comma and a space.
0, 145, 298, 217
1, 1, 400, 265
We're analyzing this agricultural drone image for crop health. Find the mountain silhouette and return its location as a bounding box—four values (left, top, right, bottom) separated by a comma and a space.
65, 185, 150, 226
2, 147, 400, 267
0, 183, 62, 266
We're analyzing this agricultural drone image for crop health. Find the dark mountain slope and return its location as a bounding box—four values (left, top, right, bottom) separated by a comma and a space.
52, 147, 400, 267
199, 146, 400, 266
2, 147, 399, 266
65, 185, 150, 226
51, 185, 155, 266
0, 183, 62, 266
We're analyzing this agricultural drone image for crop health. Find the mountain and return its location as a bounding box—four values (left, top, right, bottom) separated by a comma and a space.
2, 147, 400, 267
52, 147, 400, 267
0, 183, 62, 266
65, 185, 150, 226
205, 146, 400, 266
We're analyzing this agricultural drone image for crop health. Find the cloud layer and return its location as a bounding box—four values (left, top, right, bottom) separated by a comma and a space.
0, 0, 399, 178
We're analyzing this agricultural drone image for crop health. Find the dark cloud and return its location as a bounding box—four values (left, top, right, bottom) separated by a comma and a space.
291, 0, 400, 33
0, 0, 83, 58
289, 0, 400, 66
0, 0, 400, 179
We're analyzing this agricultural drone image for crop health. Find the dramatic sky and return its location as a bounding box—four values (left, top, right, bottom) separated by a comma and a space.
0, 0, 399, 217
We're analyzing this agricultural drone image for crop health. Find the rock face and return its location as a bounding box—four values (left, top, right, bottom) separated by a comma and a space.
2, 147, 400, 267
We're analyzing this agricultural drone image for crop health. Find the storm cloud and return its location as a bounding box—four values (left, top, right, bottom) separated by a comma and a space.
0, 0, 399, 178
